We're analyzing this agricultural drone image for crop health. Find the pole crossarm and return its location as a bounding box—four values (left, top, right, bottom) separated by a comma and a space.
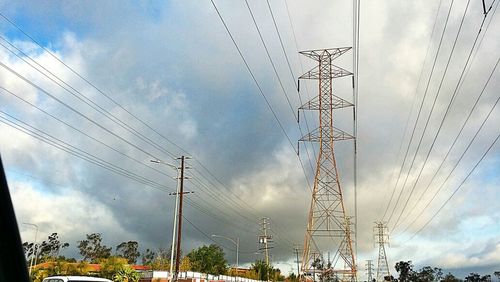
299, 47, 352, 61
299, 65, 352, 80
299, 95, 354, 111
299, 126, 354, 143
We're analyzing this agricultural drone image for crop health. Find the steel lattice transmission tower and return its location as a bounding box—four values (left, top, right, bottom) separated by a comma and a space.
298, 47, 356, 281
366, 260, 374, 282
374, 222, 390, 281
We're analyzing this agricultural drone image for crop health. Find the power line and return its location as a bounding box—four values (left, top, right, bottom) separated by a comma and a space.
182, 215, 257, 255
383, 0, 456, 222
378, 0, 444, 218
209, 0, 316, 245
0, 36, 177, 160
244, 0, 315, 176
0, 86, 174, 180
396, 54, 500, 235
389, 0, 472, 230
404, 129, 500, 241
210, 0, 295, 152
391, 0, 497, 230
0, 12, 185, 157
0, 111, 174, 192
0, 61, 166, 161
1, 6, 304, 250
0, 12, 279, 237
395, 0, 500, 232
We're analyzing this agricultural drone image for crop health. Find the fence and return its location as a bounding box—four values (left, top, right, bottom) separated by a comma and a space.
140, 270, 265, 282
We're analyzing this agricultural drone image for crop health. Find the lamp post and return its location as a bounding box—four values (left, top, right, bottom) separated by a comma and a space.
23, 222, 38, 276
151, 159, 180, 280
211, 235, 239, 276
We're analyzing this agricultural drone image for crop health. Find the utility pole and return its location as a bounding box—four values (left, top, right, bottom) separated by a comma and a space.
294, 244, 301, 278
259, 217, 273, 281
150, 158, 181, 280
298, 48, 356, 282
365, 260, 374, 282
173, 156, 193, 282
374, 222, 390, 282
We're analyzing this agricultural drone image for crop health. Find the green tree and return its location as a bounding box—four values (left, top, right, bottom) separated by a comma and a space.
99, 256, 129, 279
77, 233, 112, 262
415, 266, 436, 281
116, 241, 140, 264
287, 273, 297, 282
113, 266, 140, 282
187, 244, 227, 275
38, 233, 70, 262
142, 248, 156, 265
442, 273, 461, 282
464, 273, 491, 282
395, 261, 416, 282
149, 248, 170, 270
251, 260, 271, 281
24, 233, 69, 263
311, 257, 339, 282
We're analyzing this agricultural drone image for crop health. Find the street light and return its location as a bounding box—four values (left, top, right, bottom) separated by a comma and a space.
211, 234, 239, 276
151, 159, 180, 280
22, 222, 38, 276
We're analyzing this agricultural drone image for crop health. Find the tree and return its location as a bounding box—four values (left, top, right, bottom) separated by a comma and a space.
251, 260, 271, 281
442, 273, 460, 282
464, 273, 490, 282
116, 241, 140, 264
23, 233, 69, 263
77, 233, 112, 262
179, 256, 192, 272
22, 241, 37, 262
142, 249, 156, 265
395, 261, 416, 282
465, 273, 481, 282
148, 248, 170, 270
494, 272, 500, 280
113, 266, 140, 282
99, 256, 129, 279
187, 244, 227, 275
414, 266, 437, 281
287, 273, 297, 282
38, 233, 70, 261
310, 257, 338, 282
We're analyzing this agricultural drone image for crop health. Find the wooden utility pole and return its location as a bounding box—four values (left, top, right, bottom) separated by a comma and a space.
174, 156, 185, 281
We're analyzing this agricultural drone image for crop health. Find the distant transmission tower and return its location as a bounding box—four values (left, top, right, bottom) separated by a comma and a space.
374, 222, 390, 281
365, 260, 374, 282
298, 48, 356, 281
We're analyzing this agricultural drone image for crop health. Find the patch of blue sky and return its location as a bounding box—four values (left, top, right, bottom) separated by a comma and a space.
476, 151, 500, 183
0, 10, 88, 52
132, 0, 170, 23
5, 168, 66, 195
458, 215, 500, 239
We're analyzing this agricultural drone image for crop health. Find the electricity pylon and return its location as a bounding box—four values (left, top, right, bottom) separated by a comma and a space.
374, 222, 390, 281
366, 260, 374, 282
298, 47, 356, 281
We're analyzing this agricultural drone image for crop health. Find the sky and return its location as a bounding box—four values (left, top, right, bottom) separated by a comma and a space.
0, 0, 499, 280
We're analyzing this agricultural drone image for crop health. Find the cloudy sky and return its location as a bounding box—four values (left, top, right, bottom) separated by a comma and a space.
1, 0, 500, 280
